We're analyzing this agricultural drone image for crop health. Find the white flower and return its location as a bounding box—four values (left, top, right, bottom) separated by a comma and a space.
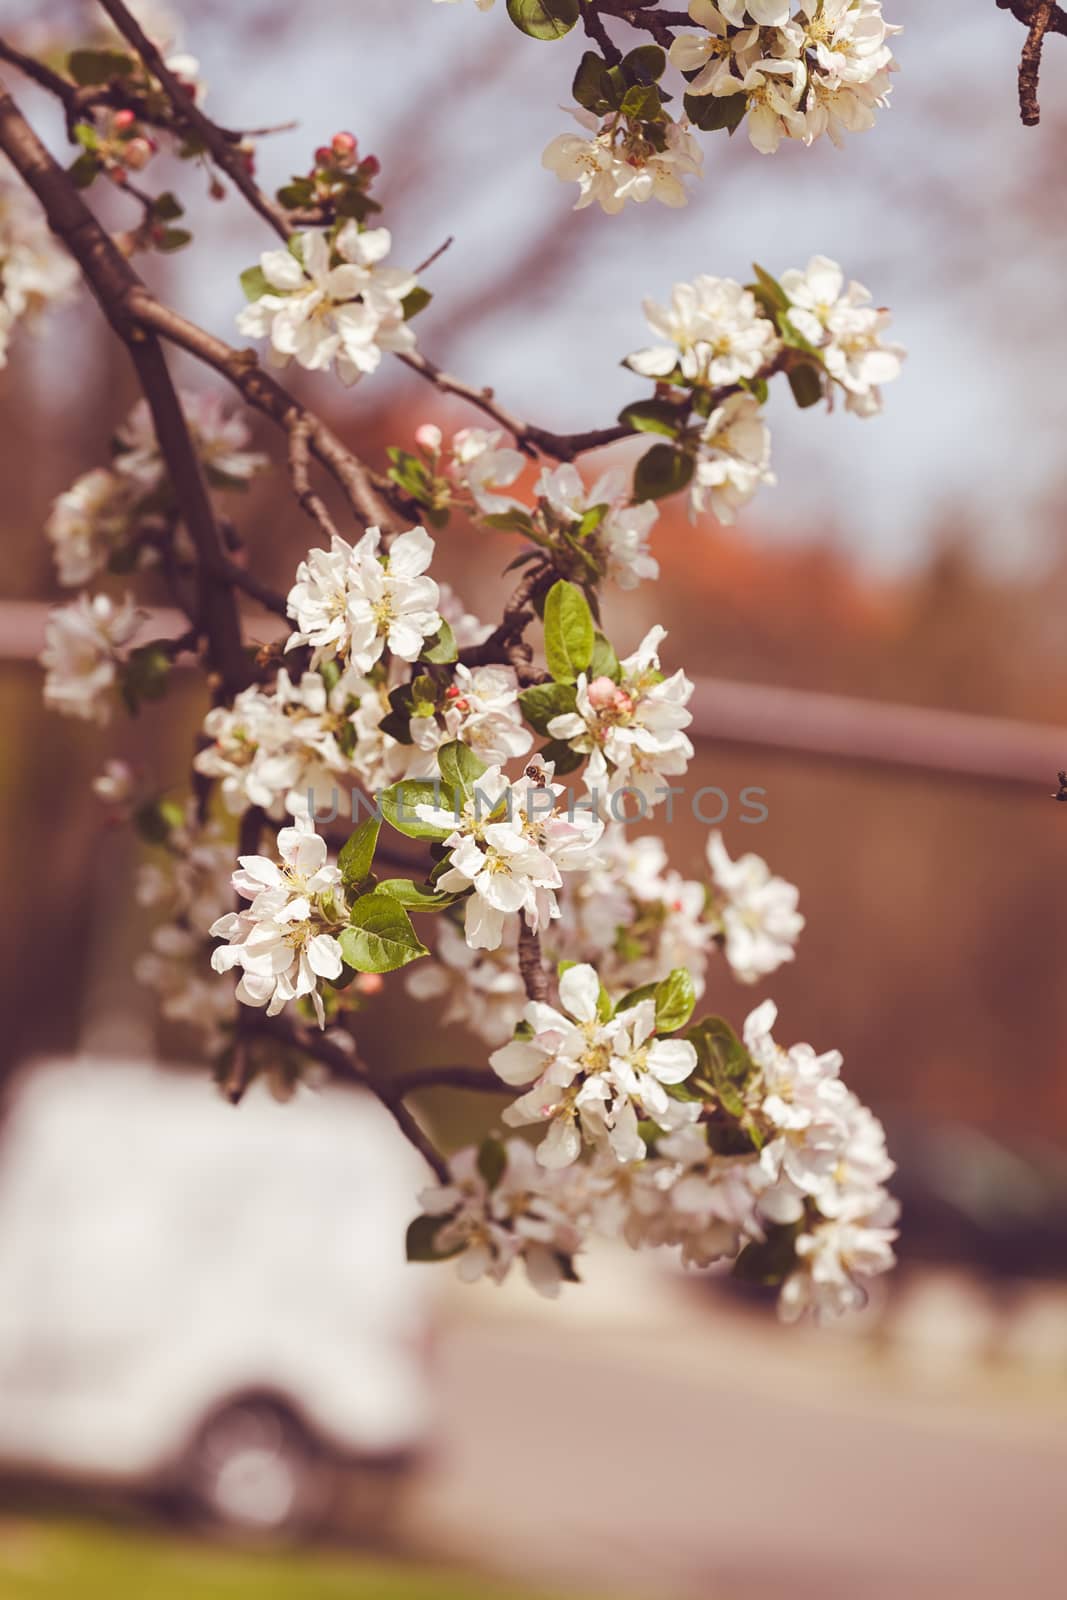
553, 828, 711, 998
780, 255, 904, 416
778, 1208, 898, 1323
705, 832, 804, 982
689, 392, 775, 524
40, 592, 144, 724
135, 923, 234, 1050
533, 464, 660, 591
210, 814, 346, 1028
420, 764, 603, 951
442, 663, 533, 766
628, 1122, 770, 1267
543, 109, 702, 216
45, 467, 135, 587
114, 390, 267, 490
0, 171, 78, 366
136, 813, 235, 931
447, 427, 526, 516
406, 917, 526, 1046
195, 665, 365, 819
285, 524, 442, 671
669, 3, 759, 98
418, 1138, 584, 1300
626, 275, 779, 388
724, 56, 808, 156
546, 626, 694, 813
236, 224, 417, 386
493, 964, 697, 1168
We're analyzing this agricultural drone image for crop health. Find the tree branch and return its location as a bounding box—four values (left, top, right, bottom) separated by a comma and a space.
518, 922, 549, 1003
94, 0, 291, 238
996, 0, 1067, 123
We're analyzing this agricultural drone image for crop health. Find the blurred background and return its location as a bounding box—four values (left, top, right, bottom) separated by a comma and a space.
1, 1, 1066, 1597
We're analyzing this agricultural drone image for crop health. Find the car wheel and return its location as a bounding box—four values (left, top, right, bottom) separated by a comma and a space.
182, 1399, 337, 1537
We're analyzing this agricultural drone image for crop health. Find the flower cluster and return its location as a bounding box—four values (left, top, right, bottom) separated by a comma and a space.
45, 391, 266, 586
543, 108, 703, 217
39, 592, 145, 724
416, 762, 605, 950
0, 170, 78, 367
237, 225, 419, 386
546, 626, 695, 812
623, 258, 902, 523
492, 963, 699, 1167
706, 830, 804, 982
671, 0, 899, 156
417, 993, 896, 1322
210, 814, 348, 1027
285, 524, 443, 670
134, 811, 237, 1049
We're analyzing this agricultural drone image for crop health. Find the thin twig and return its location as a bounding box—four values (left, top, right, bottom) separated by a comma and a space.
518, 922, 549, 1003
389, 1066, 513, 1098
287, 414, 341, 543
95, 0, 291, 238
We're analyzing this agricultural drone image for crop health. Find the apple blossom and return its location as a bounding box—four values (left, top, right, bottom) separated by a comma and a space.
40, 592, 145, 725
418, 763, 604, 951
210, 813, 347, 1028
285, 524, 442, 671
237, 223, 418, 385
780, 255, 905, 416
625, 274, 779, 388
706, 831, 804, 982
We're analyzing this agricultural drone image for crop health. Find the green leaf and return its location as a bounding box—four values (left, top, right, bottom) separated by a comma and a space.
543, 579, 594, 684
615, 983, 658, 1014
654, 968, 696, 1034
506, 0, 580, 41
751, 262, 789, 312
787, 363, 825, 410
337, 816, 381, 889
379, 779, 458, 840
621, 44, 667, 86
401, 286, 433, 321
688, 1016, 757, 1119
518, 681, 578, 735
155, 227, 192, 253
620, 83, 662, 122
618, 398, 683, 439
239, 264, 271, 302
152, 191, 184, 221
589, 631, 621, 682
339, 893, 429, 974
572, 51, 618, 114
375, 878, 463, 911
684, 90, 747, 133
481, 509, 535, 536
437, 740, 488, 803
121, 644, 171, 716
632, 443, 694, 503
67, 151, 100, 189
732, 1222, 802, 1286
420, 619, 457, 664
277, 177, 314, 209
73, 122, 100, 152
133, 798, 185, 846
406, 1214, 464, 1264
477, 1137, 507, 1190
67, 47, 135, 86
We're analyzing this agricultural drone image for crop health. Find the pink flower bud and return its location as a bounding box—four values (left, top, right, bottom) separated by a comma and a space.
113, 108, 137, 131
356, 973, 384, 997
587, 676, 620, 710
332, 130, 357, 158
123, 137, 153, 171
360, 154, 381, 177
445, 684, 461, 699
314, 145, 333, 167
415, 423, 443, 454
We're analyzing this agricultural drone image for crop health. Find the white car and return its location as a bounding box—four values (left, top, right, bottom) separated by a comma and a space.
0, 1056, 433, 1533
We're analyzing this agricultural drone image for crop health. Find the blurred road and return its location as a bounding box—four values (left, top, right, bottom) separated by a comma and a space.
406, 1257, 1067, 1600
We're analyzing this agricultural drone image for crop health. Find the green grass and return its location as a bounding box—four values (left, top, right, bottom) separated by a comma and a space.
0, 1520, 575, 1600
